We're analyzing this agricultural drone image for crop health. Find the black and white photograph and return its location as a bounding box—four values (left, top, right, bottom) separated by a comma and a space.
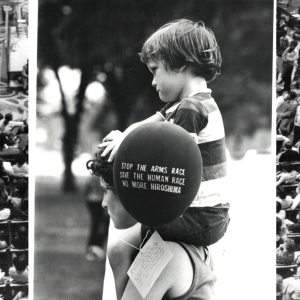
35, 1, 273, 300
0, 1, 29, 299
275, 1, 300, 300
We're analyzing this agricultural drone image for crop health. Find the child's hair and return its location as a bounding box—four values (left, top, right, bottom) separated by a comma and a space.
86, 150, 115, 191
140, 19, 222, 82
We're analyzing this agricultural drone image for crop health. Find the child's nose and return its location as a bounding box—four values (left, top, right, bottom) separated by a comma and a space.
152, 78, 157, 87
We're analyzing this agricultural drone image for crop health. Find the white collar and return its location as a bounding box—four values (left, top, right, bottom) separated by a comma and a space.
188, 89, 212, 97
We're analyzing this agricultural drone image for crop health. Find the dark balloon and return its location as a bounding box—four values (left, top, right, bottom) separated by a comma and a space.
113, 122, 203, 227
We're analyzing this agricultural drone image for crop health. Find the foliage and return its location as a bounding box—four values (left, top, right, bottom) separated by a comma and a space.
37, 0, 273, 190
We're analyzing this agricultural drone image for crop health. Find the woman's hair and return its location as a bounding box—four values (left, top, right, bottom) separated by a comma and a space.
140, 19, 222, 83
3, 113, 12, 126
86, 150, 115, 192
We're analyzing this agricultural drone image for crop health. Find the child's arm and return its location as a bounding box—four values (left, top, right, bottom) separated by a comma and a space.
98, 113, 164, 162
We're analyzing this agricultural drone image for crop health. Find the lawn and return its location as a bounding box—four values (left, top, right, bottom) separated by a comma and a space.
34, 153, 274, 300
34, 176, 106, 300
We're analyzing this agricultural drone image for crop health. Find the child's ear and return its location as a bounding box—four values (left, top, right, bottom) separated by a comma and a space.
178, 65, 186, 72
174, 65, 186, 73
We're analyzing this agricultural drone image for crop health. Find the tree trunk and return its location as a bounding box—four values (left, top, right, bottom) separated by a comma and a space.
59, 66, 91, 193
61, 117, 78, 192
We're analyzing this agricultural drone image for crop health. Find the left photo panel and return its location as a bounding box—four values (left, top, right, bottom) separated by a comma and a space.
0, 2, 29, 300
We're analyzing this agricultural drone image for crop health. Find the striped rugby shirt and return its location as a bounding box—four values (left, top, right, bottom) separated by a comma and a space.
157, 89, 227, 207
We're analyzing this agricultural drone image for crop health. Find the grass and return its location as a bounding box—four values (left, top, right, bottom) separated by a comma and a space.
34, 176, 106, 300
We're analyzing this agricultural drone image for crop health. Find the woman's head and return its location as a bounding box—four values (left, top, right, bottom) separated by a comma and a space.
86, 150, 115, 192
86, 150, 136, 229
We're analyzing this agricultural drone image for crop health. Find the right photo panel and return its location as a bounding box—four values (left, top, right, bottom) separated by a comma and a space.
277, 1, 300, 299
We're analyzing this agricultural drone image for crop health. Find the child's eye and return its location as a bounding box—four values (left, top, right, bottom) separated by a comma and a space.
149, 67, 157, 74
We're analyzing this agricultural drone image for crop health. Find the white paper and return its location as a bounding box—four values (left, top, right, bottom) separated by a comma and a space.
127, 231, 173, 299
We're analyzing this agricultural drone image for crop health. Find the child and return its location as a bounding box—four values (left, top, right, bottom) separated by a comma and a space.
98, 19, 229, 298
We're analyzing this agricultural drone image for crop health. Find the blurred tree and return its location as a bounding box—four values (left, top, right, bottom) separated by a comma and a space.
38, 0, 273, 191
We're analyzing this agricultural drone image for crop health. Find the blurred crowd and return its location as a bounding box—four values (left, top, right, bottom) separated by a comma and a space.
276, 2, 300, 299
0, 106, 29, 300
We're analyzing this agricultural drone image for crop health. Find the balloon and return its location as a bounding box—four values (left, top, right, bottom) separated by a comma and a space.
113, 122, 203, 227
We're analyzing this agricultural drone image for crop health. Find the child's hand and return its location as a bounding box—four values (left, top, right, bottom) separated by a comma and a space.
98, 135, 124, 162
101, 130, 123, 143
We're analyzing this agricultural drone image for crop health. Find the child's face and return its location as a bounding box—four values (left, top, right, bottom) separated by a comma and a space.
147, 59, 186, 103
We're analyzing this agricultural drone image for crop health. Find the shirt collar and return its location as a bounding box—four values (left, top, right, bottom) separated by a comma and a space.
188, 89, 212, 97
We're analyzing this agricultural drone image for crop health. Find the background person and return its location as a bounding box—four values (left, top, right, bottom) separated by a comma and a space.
277, 91, 298, 137
283, 266, 300, 300
280, 41, 299, 92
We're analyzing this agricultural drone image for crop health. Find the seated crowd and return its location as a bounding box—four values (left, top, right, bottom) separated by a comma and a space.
276, 40, 300, 296
0, 107, 29, 296
274, 6, 300, 299
276, 136, 300, 299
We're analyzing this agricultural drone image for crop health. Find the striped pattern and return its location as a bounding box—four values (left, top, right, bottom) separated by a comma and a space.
159, 92, 227, 206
